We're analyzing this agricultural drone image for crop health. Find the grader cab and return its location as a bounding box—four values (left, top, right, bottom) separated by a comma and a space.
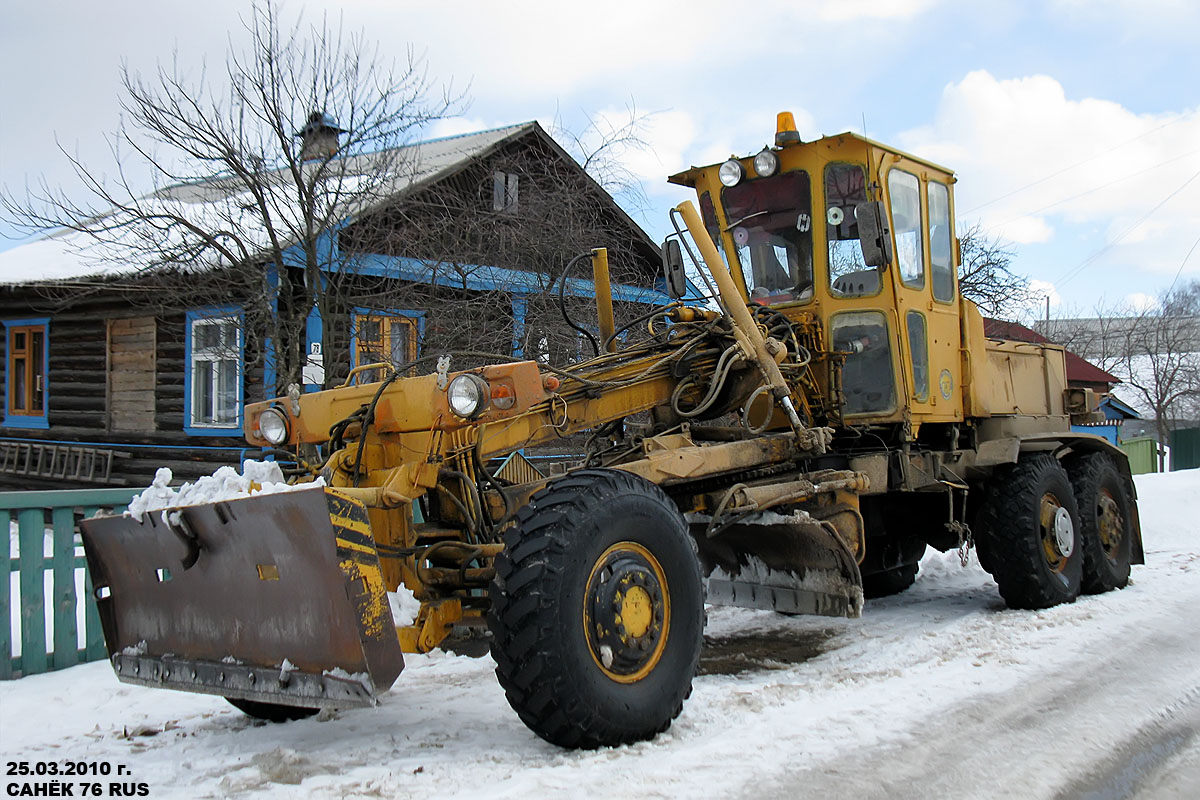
82, 113, 1142, 749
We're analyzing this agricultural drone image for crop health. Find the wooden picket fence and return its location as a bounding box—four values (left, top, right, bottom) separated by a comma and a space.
2, 488, 139, 679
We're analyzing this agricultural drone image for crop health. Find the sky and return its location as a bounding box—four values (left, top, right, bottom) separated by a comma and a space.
2, 0, 1199, 318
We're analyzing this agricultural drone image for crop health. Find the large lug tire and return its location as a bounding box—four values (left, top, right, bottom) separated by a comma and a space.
860, 537, 926, 599
488, 468, 704, 750
225, 698, 319, 722
977, 455, 1083, 610
1066, 453, 1134, 594
862, 561, 921, 599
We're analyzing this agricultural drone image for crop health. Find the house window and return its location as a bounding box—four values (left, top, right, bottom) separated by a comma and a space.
354, 311, 421, 382
492, 170, 519, 214
185, 309, 243, 433
3, 318, 49, 429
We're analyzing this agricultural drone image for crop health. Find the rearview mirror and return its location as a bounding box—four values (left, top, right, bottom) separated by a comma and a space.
662, 239, 687, 299
855, 201, 892, 268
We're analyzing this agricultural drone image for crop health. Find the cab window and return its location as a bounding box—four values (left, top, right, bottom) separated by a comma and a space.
831, 311, 895, 415
720, 171, 814, 305
825, 163, 874, 296
906, 311, 929, 402
928, 181, 954, 302
889, 170, 924, 290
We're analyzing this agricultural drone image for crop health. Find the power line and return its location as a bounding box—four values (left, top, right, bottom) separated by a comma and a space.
1165, 232, 1200, 297
961, 114, 1191, 215
1054, 166, 1200, 290
975, 146, 1200, 236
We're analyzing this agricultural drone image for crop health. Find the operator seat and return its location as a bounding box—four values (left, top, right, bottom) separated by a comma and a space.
832, 269, 880, 297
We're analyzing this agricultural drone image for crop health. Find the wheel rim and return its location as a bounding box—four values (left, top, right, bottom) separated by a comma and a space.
1096, 489, 1124, 562
1038, 492, 1075, 573
583, 541, 671, 684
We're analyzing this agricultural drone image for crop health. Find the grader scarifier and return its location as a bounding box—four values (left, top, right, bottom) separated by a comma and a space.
81, 114, 1143, 748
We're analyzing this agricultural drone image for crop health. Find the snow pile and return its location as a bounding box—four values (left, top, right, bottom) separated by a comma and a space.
124, 461, 325, 524
388, 583, 421, 627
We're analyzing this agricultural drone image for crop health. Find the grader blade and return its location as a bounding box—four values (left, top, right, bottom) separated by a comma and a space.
694, 513, 864, 618
80, 488, 403, 710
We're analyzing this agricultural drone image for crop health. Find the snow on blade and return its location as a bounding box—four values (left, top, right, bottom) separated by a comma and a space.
123, 460, 326, 525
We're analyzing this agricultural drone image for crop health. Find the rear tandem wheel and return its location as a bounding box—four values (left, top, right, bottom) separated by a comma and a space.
1066, 452, 1134, 594
976, 455, 1083, 610
487, 468, 704, 749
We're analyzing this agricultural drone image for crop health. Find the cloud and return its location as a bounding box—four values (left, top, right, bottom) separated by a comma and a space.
1125, 292, 1157, 312
814, 0, 941, 21
898, 70, 1200, 280
993, 216, 1055, 246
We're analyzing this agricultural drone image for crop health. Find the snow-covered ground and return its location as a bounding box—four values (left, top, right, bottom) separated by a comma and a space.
1, 470, 1196, 799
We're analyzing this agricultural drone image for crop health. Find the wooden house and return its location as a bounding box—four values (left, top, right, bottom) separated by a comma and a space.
0, 122, 681, 489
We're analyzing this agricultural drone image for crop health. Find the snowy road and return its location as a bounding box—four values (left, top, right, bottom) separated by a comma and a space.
1, 470, 1196, 799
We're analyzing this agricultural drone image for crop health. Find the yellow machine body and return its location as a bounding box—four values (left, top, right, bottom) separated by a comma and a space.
81, 115, 1142, 746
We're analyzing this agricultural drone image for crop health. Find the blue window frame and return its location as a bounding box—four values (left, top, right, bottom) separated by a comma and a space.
3, 317, 50, 429
184, 307, 244, 435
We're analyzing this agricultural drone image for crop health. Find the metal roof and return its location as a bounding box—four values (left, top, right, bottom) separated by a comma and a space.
0, 122, 658, 286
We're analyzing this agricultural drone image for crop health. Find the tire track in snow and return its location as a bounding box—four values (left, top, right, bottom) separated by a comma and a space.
740, 593, 1200, 800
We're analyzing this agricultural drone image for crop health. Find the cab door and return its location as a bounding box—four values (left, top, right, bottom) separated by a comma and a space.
885, 164, 963, 426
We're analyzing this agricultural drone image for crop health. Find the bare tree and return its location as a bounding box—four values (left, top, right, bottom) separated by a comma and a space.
956, 223, 1034, 318
550, 104, 656, 219
2, 0, 461, 392
1115, 281, 1200, 465
1041, 280, 1200, 468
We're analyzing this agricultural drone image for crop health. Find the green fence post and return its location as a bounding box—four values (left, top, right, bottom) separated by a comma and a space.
17, 508, 48, 676
80, 506, 107, 662
51, 507, 79, 671
1, 512, 11, 680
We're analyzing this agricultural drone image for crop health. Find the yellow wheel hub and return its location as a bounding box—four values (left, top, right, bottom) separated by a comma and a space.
583, 541, 671, 684
1096, 490, 1124, 558
620, 585, 654, 638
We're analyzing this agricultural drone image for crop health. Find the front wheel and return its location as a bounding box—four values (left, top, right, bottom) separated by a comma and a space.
488, 469, 704, 749
226, 698, 319, 722
862, 561, 921, 599
976, 455, 1083, 609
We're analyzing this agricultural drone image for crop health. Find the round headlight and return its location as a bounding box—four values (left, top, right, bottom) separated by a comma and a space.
718, 159, 745, 187
258, 407, 289, 445
447, 374, 489, 418
753, 148, 778, 178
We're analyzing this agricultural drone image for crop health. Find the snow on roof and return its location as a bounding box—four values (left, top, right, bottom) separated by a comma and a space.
0, 123, 536, 286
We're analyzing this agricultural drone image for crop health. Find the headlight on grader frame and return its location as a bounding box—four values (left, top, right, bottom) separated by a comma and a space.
447, 374, 490, 418
257, 406, 290, 445
718, 159, 745, 187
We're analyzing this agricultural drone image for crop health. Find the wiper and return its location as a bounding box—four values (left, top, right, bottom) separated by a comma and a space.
724, 210, 769, 231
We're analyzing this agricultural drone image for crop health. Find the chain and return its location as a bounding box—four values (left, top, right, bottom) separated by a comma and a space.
948, 521, 973, 567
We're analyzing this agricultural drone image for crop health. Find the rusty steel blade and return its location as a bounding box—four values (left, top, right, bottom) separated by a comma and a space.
693, 513, 864, 618
80, 488, 404, 709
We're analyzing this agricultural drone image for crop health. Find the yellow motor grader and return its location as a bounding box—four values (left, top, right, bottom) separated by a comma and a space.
81, 113, 1142, 749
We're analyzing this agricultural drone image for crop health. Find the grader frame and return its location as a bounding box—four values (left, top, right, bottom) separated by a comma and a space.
81, 113, 1141, 749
